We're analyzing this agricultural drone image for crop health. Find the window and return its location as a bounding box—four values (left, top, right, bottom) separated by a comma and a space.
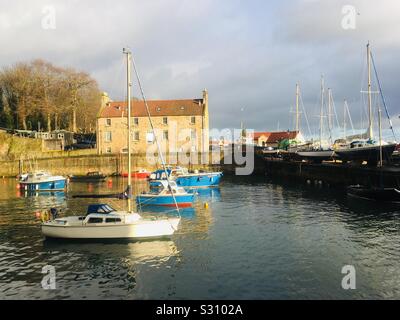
133, 131, 140, 141
121, 147, 128, 154
88, 217, 103, 224
163, 117, 168, 125
106, 118, 111, 126
191, 129, 196, 141
147, 132, 155, 144
133, 117, 139, 126
105, 131, 112, 142
163, 130, 169, 140
190, 116, 196, 124
105, 218, 121, 223
106, 147, 112, 153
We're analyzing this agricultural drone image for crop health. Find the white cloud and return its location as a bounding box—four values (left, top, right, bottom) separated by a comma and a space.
0, 0, 399, 133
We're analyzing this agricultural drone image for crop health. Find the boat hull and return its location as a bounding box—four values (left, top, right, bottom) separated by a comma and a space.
347, 185, 400, 203
42, 218, 180, 239
69, 175, 106, 182
20, 179, 67, 191
175, 173, 223, 187
149, 172, 223, 188
121, 172, 150, 179
296, 150, 335, 161
335, 144, 396, 163
136, 194, 194, 207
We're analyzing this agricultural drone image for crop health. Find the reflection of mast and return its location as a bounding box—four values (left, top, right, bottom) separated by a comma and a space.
367, 42, 373, 139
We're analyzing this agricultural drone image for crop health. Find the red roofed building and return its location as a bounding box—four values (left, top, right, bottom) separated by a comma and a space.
250, 130, 303, 147
97, 90, 209, 154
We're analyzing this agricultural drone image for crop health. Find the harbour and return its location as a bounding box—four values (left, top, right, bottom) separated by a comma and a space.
1, 0, 400, 305
2, 175, 400, 299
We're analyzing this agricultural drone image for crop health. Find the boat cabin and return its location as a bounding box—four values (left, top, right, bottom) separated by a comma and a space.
87, 204, 116, 215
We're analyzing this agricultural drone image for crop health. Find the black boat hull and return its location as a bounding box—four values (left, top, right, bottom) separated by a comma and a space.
335, 144, 396, 163
69, 175, 107, 182
347, 185, 400, 203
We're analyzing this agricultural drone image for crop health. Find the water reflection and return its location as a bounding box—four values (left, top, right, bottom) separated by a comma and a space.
195, 187, 221, 202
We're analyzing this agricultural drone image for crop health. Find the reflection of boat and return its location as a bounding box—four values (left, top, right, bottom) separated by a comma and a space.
20, 190, 65, 198
43, 239, 179, 266
347, 185, 400, 203
149, 167, 222, 188
69, 172, 107, 182
42, 204, 180, 239
121, 169, 151, 179
19, 171, 67, 191
137, 180, 195, 207
141, 206, 196, 218
195, 187, 221, 202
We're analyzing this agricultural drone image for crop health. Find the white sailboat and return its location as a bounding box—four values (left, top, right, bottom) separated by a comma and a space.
335, 43, 397, 165
41, 48, 181, 240
296, 77, 335, 162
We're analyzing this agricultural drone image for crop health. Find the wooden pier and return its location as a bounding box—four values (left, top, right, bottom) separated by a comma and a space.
262, 158, 400, 188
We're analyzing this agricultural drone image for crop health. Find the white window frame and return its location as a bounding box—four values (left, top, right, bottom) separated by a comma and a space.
105, 131, 112, 142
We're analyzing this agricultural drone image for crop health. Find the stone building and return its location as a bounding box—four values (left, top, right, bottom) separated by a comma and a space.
97, 90, 209, 155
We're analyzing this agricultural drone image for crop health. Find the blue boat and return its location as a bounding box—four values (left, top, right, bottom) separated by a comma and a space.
19, 171, 67, 191
149, 167, 223, 188
137, 180, 195, 207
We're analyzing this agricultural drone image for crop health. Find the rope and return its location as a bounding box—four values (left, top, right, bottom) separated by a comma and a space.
370, 51, 397, 142
130, 53, 181, 218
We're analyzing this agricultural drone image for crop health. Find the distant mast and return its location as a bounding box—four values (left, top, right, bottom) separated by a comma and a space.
319, 75, 324, 150
367, 42, 373, 140
295, 83, 300, 133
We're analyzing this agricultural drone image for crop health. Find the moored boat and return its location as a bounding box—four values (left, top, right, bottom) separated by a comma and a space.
19, 171, 67, 191
347, 185, 400, 203
137, 180, 195, 207
41, 204, 180, 239
296, 149, 335, 162
121, 169, 151, 179
335, 140, 396, 164
69, 171, 107, 182
335, 43, 397, 165
40, 48, 181, 241
149, 166, 222, 188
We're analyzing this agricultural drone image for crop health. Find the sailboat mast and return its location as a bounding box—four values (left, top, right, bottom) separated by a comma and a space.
123, 48, 132, 212
319, 75, 324, 150
367, 42, 373, 140
378, 104, 383, 167
343, 99, 347, 142
295, 83, 300, 133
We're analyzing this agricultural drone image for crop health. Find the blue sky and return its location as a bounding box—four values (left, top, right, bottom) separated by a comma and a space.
0, 0, 399, 139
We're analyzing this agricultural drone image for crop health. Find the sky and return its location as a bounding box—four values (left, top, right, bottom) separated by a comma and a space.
0, 0, 399, 140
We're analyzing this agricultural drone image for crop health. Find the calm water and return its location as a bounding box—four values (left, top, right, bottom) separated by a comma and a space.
1, 175, 400, 299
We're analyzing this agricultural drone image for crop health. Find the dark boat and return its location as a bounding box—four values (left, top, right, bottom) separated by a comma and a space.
347, 185, 400, 203
69, 171, 107, 182
335, 142, 396, 164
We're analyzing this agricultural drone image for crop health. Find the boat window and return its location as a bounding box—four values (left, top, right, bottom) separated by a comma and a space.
88, 217, 103, 224
105, 218, 121, 223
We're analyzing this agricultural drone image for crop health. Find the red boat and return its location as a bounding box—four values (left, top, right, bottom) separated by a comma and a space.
121, 169, 150, 179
